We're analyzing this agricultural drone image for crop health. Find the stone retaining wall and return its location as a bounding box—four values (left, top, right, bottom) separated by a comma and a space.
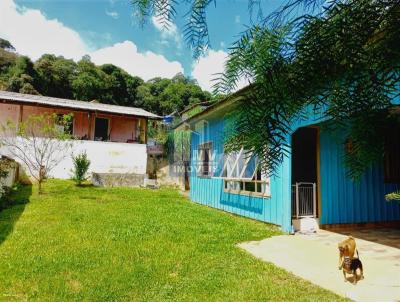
92, 173, 146, 187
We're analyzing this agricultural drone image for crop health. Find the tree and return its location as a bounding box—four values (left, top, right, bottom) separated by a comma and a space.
0, 49, 213, 115
136, 75, 212, 116
0, 48, 17, 73
100, 64, 144, 106
7, 74, 40, 95
0, 40, 18, 89
6, 56, 40, 94
72, 58, 112, 101
132, 0, 400, 179
34, 54, 77, 99
0, 38, 15, 52
0, 113, 74, 194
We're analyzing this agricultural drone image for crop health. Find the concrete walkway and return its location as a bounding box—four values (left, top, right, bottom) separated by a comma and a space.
238, 229, 400, 302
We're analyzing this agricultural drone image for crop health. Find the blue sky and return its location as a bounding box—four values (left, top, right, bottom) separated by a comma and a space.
0, 0, 283, 91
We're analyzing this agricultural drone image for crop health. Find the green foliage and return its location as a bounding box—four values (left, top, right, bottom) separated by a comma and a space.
5, 56, 40, 94
385, 191, 400, 201
166, 129, 191, 163
184, 106, 204, 119
14, 113, 74, 140
71, 152, 91, 186
139, 74, 212, 115
385, 190, 400, 202
148, 122, 169, 145
0, 49, 17, 73
131, 0, 400, 180
219, 0, 400, 178
0, 42, 213, 115
0, 38, 15, 52
34, 54, 76, 99
0, 158, 16, 203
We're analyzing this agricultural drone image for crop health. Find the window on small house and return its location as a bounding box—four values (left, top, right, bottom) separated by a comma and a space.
384, 124, 400, 183
94, 117, 109, 141
55, 114, 73, 135
221, 148, 270, 196
197, 142, 213, 177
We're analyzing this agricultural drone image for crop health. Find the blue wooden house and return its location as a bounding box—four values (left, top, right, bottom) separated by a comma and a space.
181, 88, 400, 232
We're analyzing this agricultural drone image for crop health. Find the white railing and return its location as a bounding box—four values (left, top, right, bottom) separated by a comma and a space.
292, 182, 317, 218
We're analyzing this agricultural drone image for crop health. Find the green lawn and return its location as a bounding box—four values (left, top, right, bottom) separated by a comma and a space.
0, 180, 346, 301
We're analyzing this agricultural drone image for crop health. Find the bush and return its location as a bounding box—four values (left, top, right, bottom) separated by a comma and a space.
71, 152, 91, 186
0, 160, 11, 207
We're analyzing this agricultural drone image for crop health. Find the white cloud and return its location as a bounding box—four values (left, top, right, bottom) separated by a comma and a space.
192, 50, 249, 92
0, 0, 184, 81
151, 16, 182, 48
91, 41, 183, 80
0, 0, 87, 61
105, 10, 119, 19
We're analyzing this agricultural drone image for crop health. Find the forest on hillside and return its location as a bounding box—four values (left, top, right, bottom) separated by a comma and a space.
0, 38, 217, 116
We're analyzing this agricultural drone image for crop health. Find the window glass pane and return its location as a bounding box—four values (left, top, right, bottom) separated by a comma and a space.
226, 151, 239, 177
244, 182, 256, 192
253, 169, 262, 181
242, 155, 257, 179
226, 180, 233, 190
257, 183, 262, 193
224, 150, 257, 179
236, 152, 246, 177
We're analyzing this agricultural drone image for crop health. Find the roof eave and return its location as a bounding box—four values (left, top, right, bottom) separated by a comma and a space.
0, 96, 161, 120
173, 85, 253, 128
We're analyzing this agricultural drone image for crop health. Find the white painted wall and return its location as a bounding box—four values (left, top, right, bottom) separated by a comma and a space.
0, 139, 148, 180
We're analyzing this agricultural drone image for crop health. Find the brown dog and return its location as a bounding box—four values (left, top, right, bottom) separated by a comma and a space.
338, 236, 356, 270
342, 252, 364, 284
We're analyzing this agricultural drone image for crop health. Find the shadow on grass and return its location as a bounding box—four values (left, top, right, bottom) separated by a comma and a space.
77, 183, 94, 188
0, 184, 32, 246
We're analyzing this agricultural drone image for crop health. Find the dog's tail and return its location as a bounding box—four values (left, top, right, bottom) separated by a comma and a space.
356, 249, 360, 259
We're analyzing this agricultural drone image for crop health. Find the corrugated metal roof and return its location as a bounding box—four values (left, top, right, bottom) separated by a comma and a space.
0, 90, 161, 119
173, 85, 253, 129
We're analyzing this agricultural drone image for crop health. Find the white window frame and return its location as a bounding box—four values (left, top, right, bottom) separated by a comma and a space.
215, 147, 270, 197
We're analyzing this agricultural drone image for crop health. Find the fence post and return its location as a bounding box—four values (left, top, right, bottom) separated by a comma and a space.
295, 182, 299, 219
313, 183, 317, 218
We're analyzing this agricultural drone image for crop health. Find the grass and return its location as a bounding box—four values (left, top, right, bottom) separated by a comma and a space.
0, 180, 347, 301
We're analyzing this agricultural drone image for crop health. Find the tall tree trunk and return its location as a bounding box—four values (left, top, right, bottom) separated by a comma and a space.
38, 180, 42, 194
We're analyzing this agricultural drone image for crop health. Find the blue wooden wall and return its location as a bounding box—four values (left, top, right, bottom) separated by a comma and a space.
189, 117, 292, 232
189, 108, 400, 232
319, 129, 400, 224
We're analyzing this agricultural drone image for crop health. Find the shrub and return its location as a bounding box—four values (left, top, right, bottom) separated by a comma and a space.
71, 152, 91, 186
0, 158, 13, 206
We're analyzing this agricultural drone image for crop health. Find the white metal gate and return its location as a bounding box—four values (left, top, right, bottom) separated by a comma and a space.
292, 182, 317, 218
